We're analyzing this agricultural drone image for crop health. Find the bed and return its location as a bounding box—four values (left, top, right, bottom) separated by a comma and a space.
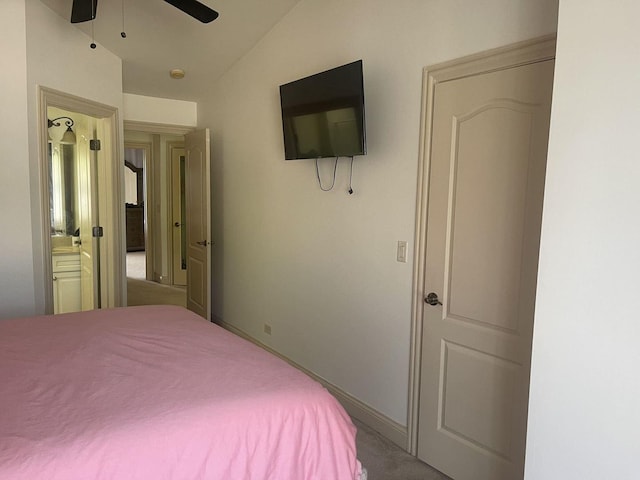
0, 305, 364, 479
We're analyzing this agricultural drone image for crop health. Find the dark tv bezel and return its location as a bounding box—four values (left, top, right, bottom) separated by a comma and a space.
279, 60, 367, 160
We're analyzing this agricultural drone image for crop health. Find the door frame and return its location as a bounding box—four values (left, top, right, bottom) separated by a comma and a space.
122, 121, 194, 289
38, 87, 123, 313
407, 35, 556, 455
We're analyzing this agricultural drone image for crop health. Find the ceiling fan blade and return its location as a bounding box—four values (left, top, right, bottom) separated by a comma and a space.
71, 0, 98, 23
164, 0, 219, 23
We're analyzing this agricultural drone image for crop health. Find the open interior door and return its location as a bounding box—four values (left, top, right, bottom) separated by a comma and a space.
76, 118, 99, 310
184, 129, 211, 319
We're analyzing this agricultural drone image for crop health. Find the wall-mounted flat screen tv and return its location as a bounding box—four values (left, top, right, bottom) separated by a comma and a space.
280, 60, 367, 160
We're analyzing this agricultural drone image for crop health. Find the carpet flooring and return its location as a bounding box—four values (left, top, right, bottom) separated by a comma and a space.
126, 251, 186, 307
354, 419, 451, 480
126, 251, 147, 280
126, 277, 187, 307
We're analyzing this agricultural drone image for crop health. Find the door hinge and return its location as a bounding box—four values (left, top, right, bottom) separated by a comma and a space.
92, 226, 104, 238
90, 139, 101, 151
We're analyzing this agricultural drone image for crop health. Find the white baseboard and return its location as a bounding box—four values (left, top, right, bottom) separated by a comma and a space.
216, 318, 408, 451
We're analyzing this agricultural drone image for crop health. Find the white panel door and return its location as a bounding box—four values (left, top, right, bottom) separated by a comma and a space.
417, 60, 554, 480
185, 129, 211, 319
76, 120, 98, 311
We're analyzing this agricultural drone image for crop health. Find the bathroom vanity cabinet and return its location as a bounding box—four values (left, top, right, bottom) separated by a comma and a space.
52, 250, 81, 314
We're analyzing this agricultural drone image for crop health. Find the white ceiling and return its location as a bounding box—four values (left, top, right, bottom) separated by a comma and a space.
40, 0, 302, 102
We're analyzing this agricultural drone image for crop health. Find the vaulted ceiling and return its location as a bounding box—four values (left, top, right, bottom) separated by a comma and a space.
40, 0, 302, 102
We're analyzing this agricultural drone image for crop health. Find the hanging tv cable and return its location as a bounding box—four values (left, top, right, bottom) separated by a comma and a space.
89, 0, 97, 49
121, 0, 127, 38
347, 156, 354, 195
315, 157, 339, 192
90, 21, 96, 48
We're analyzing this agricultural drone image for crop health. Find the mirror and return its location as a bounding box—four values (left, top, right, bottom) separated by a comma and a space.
124, 149, 145, 253
49, 141, 78, 237
124, 160, 143, 206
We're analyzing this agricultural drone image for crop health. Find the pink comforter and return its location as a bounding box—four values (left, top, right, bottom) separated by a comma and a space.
0, 306, 362, 479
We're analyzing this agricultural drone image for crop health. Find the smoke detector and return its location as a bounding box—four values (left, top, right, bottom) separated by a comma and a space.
170, 69, 185, 79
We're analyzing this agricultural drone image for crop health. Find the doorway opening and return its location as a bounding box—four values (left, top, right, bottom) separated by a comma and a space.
121, 123, 211, 319
39, 87, 123, 314
123, 131, 187, 308
48, 106, 102, 313
124, 144, 149, 282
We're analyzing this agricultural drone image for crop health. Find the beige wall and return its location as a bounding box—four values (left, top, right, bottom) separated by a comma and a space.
124, 94, 197, 126
525, 1, 640, 478
0, 0, 34, 319
24, 0, 123, 314
199, 0, 559, 424
1, 0, 122, 318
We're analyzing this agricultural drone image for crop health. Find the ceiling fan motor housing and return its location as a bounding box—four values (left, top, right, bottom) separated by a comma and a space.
71, 0, 219, 24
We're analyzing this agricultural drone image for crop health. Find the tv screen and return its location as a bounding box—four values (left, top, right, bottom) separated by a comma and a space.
279, 60, 366, 160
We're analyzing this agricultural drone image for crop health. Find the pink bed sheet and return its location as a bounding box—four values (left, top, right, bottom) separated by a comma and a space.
0, 305, 362, 479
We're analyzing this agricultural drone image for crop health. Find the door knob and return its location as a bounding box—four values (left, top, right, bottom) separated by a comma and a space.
174, 222, 181, 227
196, 240, 208, 246
425, 292, 442, 306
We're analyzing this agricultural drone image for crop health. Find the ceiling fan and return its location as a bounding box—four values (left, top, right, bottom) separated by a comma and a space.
71, 0, 219, 24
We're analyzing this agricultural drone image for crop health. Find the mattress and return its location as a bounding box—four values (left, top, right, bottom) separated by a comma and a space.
0, 305, 362, 479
